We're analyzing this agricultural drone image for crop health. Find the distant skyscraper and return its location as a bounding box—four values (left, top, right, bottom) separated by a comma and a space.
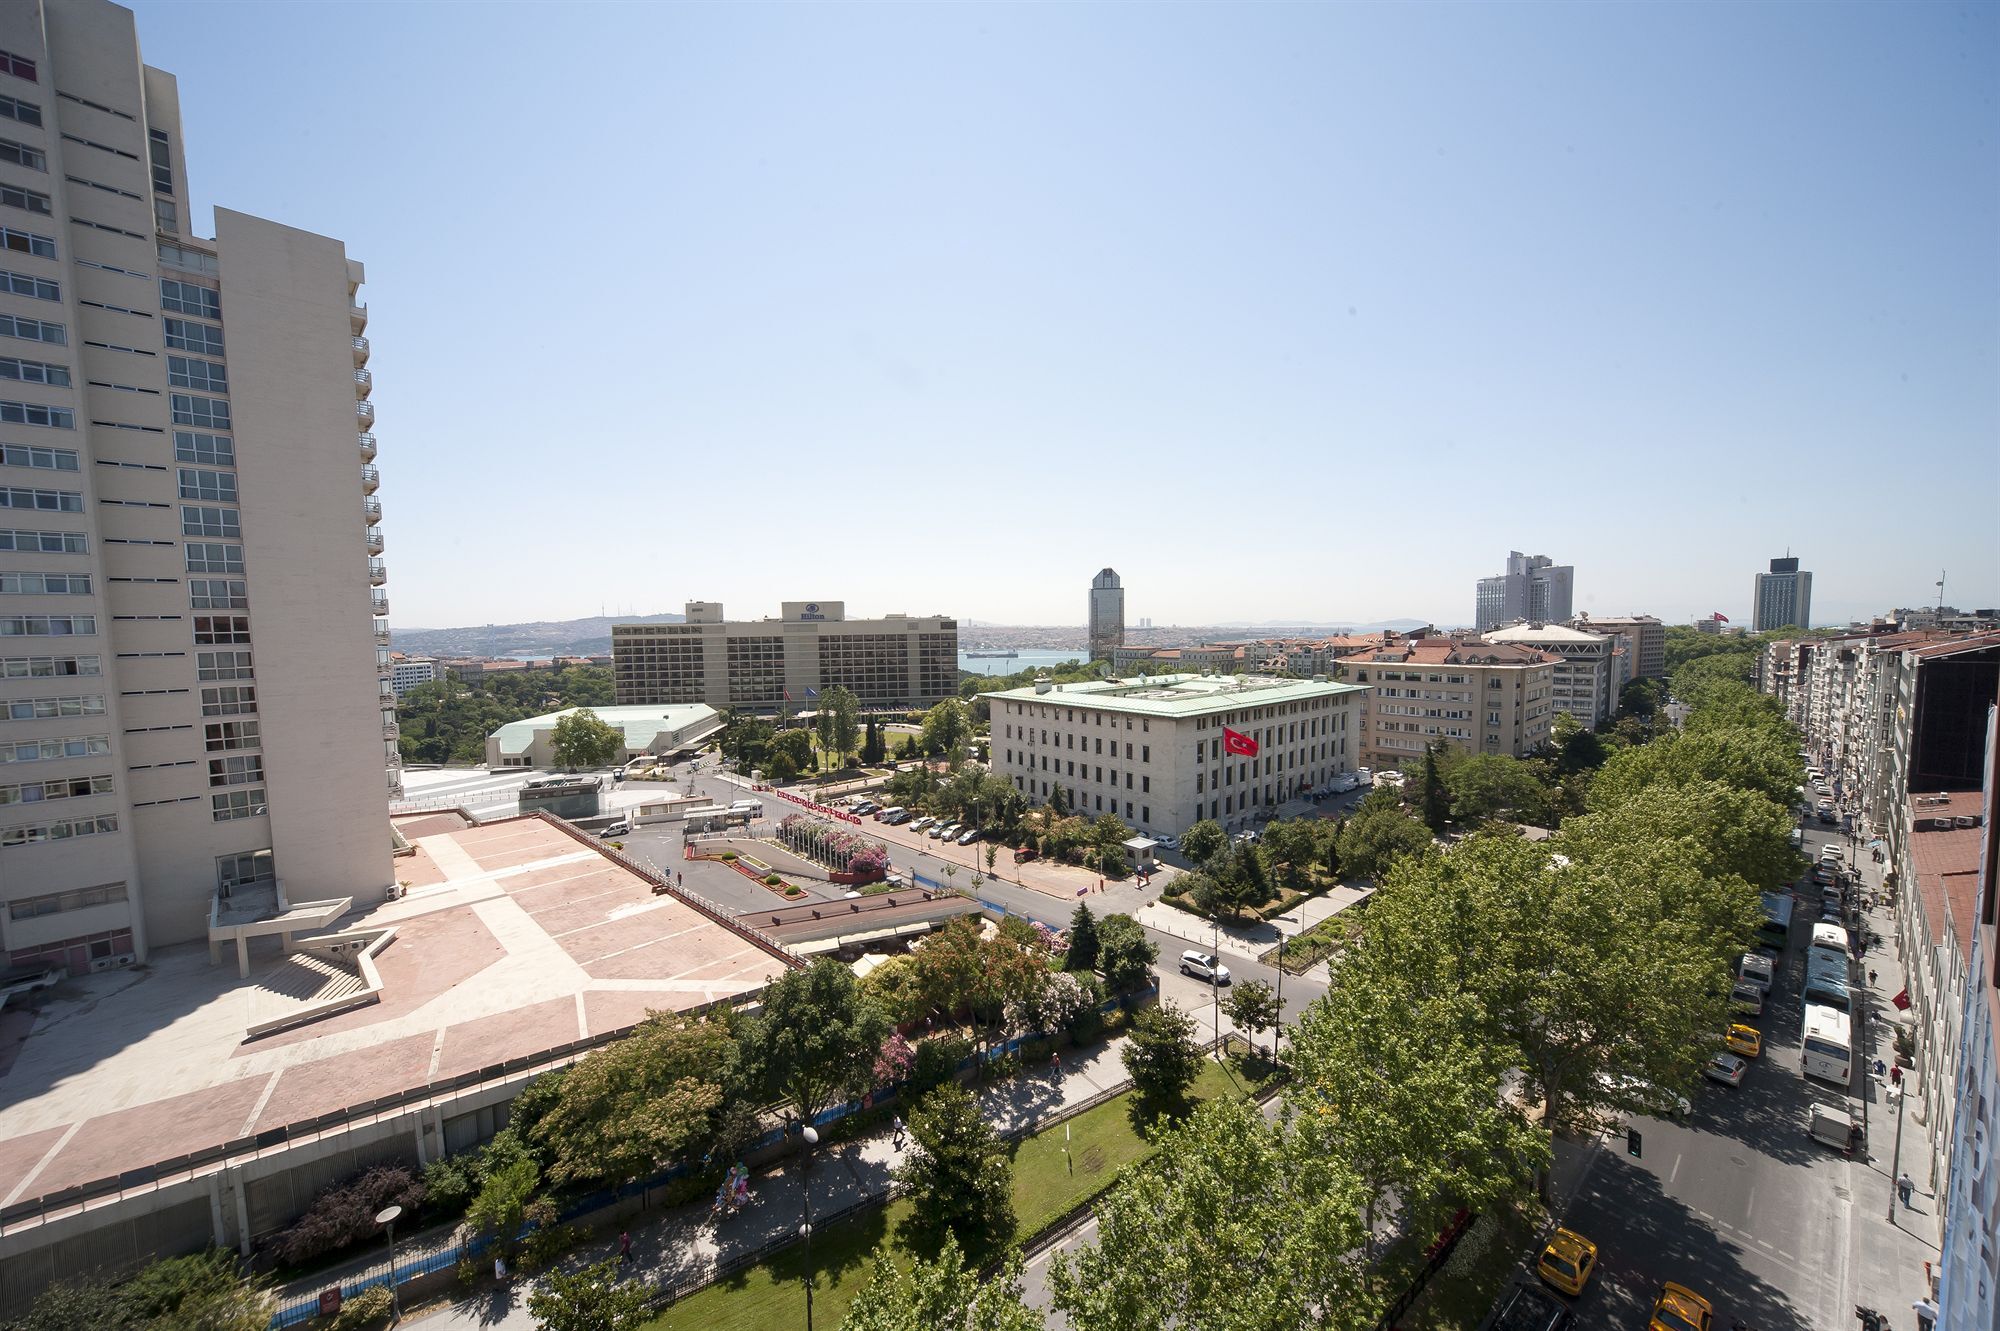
1088, 569, 1124, 662
1752, 556, 1814, 632
1474, 551, 1575, 631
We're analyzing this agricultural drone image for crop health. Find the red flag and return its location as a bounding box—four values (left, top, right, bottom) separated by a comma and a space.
1223, 727, 1259, 757
1893, 987, 1911, 1011
1712, 612, 1729, 623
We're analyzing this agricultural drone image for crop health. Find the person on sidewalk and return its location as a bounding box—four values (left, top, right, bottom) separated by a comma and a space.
620, 1230, 632, 1264
891, 1114, 904, 1147
1899, 1171, 1916, 1206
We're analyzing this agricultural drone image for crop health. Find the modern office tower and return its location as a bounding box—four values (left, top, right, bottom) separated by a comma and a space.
1473, 551, 1574, 631
613, 601, 959, 712
1752, 556, 1813, 632
0, 0, 393, 969
1088, 567, 1124, 662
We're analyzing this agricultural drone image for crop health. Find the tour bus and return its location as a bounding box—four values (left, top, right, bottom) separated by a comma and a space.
1802, 949, 1852, 1013
1757, 892, 1794, 951
728, 799, 763, 819
1810, 922, 1849, 959
1801, 1003, 1854, 1086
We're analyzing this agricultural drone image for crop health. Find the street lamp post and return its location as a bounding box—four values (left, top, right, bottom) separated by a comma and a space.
372, 1203, 402, 1320
1887, 1084, 1907, 1224
1273, 914, 1299, 1064
800, 1124, 819, 1331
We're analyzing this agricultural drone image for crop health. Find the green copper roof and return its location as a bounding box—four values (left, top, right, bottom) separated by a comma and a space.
982, 673, 1363, 718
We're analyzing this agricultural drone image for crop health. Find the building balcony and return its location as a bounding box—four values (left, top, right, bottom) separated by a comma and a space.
363, 497, 382, 523
351, 302, 368, 334
364, 525, 384, 554
352, 335, 369, 365
370, 590, 389, 615
376, 658, 392, 679
367, 558, 386, 587
382, 720, 399, 740
361, 463, 380, 493
358, 431, 377, 462
386, 772, 404, 799
354, 368, 372, 398
373, 626, 391, 647
356, 400, 374, 426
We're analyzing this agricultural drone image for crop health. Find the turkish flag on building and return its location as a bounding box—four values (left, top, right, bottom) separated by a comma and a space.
1893, 987, 1911, 1011
1223, 727, 1259, 757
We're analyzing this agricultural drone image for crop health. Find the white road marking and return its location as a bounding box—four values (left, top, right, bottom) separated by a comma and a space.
1745, 1184, 1756, 1218
1669, 1153, 1682, 1185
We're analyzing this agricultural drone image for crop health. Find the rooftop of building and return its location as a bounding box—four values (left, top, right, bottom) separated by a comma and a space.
1482, 622, 1610, 645
1571, 614, 1663, 627
490, 703, 721, 756
0, 815, 789, 1207
1351, 637, 1561, 668
1903, 630, 2000, 660
1908, 793, 1988, 966
985, 672, 1363, 717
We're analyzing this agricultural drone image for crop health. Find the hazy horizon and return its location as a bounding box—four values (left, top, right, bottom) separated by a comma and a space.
133, 1, 1998, 629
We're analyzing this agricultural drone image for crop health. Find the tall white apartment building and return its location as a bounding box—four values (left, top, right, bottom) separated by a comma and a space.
389, 658, 435, 697
988, 673, 1363, 837
0, 0, 393, 972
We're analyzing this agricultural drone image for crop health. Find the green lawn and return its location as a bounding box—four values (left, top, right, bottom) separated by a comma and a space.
649, 1047, 1278, 1331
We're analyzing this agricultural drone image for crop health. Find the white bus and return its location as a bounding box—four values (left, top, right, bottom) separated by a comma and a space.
1810, 922, 1849, 958
1802, 1003, 1853, 1087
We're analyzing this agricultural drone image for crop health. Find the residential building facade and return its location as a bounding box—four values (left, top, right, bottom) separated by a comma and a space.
388, 658, 434, 696
1572, 613, 1665, 681
0, 0, 392, 970
987, 673, 1362, 837
1482, 621, 1622, 728
1088, 567, 1124, 663
1343, 637, 1557, 768
1474, 551, 1574, 632
1752, 555, 1813, 632
613, 601, 958, 714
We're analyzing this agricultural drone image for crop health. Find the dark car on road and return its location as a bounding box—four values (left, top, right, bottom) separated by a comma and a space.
1491, 1279, 1573, 1331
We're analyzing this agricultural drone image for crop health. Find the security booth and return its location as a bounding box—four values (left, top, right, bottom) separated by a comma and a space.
1122, 836, 1158, 874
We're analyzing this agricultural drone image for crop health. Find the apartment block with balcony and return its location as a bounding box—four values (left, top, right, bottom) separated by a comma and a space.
1342, 637, 1557, 768
0, 0, 392, 970
614, 600, 958, 714
1482, 621, 1621, 728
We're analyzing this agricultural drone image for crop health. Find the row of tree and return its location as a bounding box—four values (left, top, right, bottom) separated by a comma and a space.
395, 664, 613, 765
844, 672, 1807, 1327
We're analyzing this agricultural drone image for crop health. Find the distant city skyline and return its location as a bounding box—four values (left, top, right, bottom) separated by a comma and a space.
130, 0, 1997, 630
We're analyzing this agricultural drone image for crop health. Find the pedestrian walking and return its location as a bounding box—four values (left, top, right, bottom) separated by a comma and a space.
620, 1230, 632, 1263
1869, 968, 1878, 987
1892, 1064, 1904, 1087
1899, 1170, 1916, 1206
891, 1114, 904, 1147
1915, 1297, 1939, 1331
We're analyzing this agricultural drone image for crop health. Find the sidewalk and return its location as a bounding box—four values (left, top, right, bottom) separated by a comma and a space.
288, 1036, 1139, 1331
1842, 825, 1942, 1320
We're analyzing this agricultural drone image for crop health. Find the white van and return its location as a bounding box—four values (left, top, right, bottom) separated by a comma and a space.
728, 799, 763, 818
1739, 952, 1775, 993
874, 806, 904, 824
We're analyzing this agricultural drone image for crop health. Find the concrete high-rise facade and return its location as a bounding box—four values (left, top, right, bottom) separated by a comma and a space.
1752, 556, 1813, 632
0, 0, 393, 971
1473, 551, 1574, 632
1088, 567, 1124, 663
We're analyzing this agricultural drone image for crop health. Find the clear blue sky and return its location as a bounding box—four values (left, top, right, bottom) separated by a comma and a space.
130, 0, 1997, 630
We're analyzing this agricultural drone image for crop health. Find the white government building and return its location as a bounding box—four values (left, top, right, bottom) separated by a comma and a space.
485, 703, 722, 770
987, 673, 1365, 837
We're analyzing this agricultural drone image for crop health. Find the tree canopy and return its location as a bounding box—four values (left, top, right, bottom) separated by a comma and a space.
750, 958, 890, 1123
895, 1081, 1015, 1255
549, 707, 624, 769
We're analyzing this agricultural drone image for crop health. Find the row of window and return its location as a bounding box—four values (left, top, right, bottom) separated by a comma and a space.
0, 613, 91, 635
179, 467, 234, 503
0, 268, 55, 300
0, 182, 52, 217
0, 355, 67, 386
199, 649, 253, 681
8, 880, 126, 921
163, 318, 222, 355
0, 399, 73, 428
2, 813, 118, 847
0, 528, 80, 554
5, 694, 103, 720
202, 684, 255, 715
212, 788, 264, 822
0, 310, 62, 343
0, 653, 96, 677
0, 571, 89, 595
159, 278, 218, 318
206, 720, 258, 752
1, 443, 75, 471
189, 578, 245, 609
0, 94, 39, 127
185, 541, 242, 574
182, 504, 238, 538
170, 393, 228, 430
0, 773, 114, 805
194, 615, 250, 645
166, 355, 226, 393
0, 734, 110, 764
0, 136, 43, 172
175, 430, 232, 466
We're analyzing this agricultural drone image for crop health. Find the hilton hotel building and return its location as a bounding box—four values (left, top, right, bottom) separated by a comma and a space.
987, 673, 1364, 837
615, 601, 960, 713
0, 0, 394, 972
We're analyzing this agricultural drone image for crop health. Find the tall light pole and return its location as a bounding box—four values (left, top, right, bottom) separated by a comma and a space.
372, 1203, 402, 1320
800, 1124, 819, 1331
1273, 914, 1299, 1065
1887, 1084, 1907, 1224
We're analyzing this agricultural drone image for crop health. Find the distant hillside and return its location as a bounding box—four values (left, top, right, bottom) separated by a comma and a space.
391, 613, 682, 659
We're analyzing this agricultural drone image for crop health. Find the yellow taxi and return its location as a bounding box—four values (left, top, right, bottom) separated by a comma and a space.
1724, 1024, 1762, 1058
1535, 1227, 1598, 1296
1650, 1281, 1714, 1331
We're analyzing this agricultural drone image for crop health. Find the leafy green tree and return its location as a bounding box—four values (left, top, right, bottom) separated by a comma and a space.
896, 1081, 1015, 1254
467, 1153, 539, 1254
750, 958, 891, 1123
1047, 782, 1071, 816
527, 1259, 652, 1331
1256, 818, 1322, 893
1443, 753, 1547, 824
548, 707, 624, 769
1415, 744, 1452, 833
920, 698, 970, 756
1334, 802, 1433, 881
1178, 818, 1226, 864
1223, 979, 1279, 1056
716, 713, 775, 772
1207, 842, 1274, 919
862, 715, 885, 765
822, 686, 862, 767
845, 1231, 1040, 1331
1549, 711, 1608, 775
1121, 1001, 1203, 1121
530, 1013, 744, 1187
1048, 1095, 1372, 1331
1095, 912, 1157, 992
813, 705, 837, 772
1588, 724, 1799, 811
1618, 676, 1661, 719
1566, 777, 1798, 896
1066, 902, 1100, 973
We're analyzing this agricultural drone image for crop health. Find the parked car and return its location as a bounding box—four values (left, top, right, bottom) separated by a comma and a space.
852, 801, 878, 816
1494, 1279, 1574, 1331
1724, 1024, 1762, 1058
929, 822, 956, 840
909, 816, 933, 831
1014, 846, 1039, 862
599, 821, 630, 838
1178, 950, 1231, 985
1730, 983, 1765, 1016
1156, 835, 1180, 851
1536, 1228, 1598, 1296
1703, 1053, 1748, 1087
1818, 809, 1839, 825
955, 827, 981, 845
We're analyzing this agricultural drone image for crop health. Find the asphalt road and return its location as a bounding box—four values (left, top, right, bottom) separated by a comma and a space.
1527, 820, 1867, 1331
